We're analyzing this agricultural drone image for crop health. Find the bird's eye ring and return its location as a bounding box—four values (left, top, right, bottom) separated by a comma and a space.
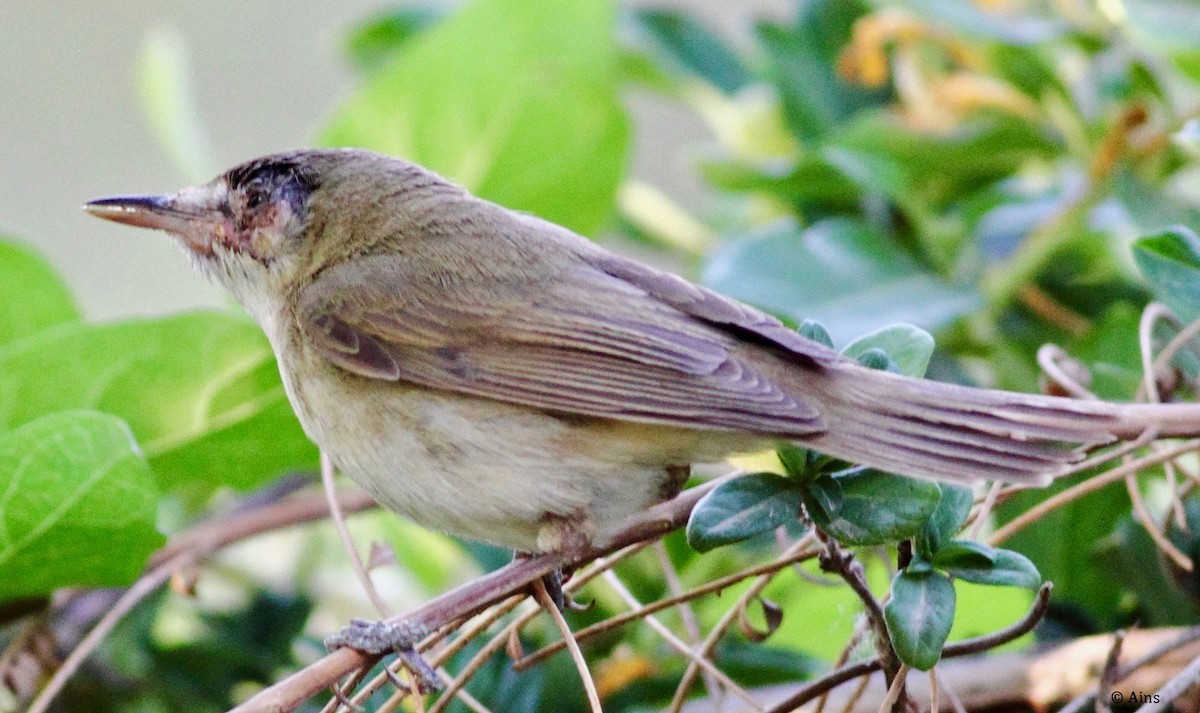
246, 191, 266, 209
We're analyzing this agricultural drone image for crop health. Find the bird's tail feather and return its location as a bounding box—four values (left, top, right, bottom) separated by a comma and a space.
797, 363, 1200, 485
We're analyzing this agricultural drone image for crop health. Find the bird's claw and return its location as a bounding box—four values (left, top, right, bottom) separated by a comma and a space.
325, 618, 442, 693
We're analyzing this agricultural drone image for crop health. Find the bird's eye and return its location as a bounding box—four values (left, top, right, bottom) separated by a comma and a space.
246, 191, 266, 209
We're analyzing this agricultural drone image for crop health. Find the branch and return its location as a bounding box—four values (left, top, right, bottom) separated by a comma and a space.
230, 475, 731, 713
27, 486, 376, 713
762, 582, 1053, 713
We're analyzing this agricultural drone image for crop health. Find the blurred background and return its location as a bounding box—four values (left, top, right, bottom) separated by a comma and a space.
0, 0, 785, 320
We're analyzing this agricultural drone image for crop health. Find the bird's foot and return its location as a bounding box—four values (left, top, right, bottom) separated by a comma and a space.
325, 618, 442, 693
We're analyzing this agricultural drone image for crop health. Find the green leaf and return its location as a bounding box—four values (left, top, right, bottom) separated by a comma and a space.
798, 320, 834, 348
997, 474, 1129, 626
776, 445, 810, 480
841, 324, 934, 378
755, 0, 888, 143
915, 485, 973, 559
343, 7, 443, 73
0, 312, 317, 496
808, 468, 941, 546
704, 219, 981, 339
853, 348, 899, 373
929, 540, 996, 568
0, 239, 80, 347
629, 9, 752, 94
686, 473, 804, 552
1100, 514, 1200, 626
1133, 226, 1200, 322
0, 411, 163, 602
319, 0, 629, 236
830, 114, 1058, 207
938, 545, 1042, 590
885, 569, 956, 671
799, 474, 844, 522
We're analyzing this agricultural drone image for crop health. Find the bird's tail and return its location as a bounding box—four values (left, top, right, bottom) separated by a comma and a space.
797, 361, 1200, 485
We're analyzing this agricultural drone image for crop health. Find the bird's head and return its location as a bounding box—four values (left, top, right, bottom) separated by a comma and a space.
85, 148, 462, 320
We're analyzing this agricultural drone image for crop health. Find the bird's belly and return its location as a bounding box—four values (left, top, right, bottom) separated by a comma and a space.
279, 359, 745, 551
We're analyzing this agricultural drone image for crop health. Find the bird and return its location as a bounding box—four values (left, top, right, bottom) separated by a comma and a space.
85, 148, 1200, 556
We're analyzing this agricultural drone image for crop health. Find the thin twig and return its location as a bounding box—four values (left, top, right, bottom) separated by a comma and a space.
816, 531, 903, 695
667, 535, 815, 713
425, 603, 539, 713
514, 542, 818, 671
763, 583, 1052, 713
1037, 344, 1099, 400
989, 439, 1200, 545
1125, 471, 1192, 570
838, 671, 874, 713
968, 482, 1002, 541
1096, 629, 1126, 713
1138, 304, 1190, 530
534, 578, 602, 713
1057, 626, 1200, 713
602, 570, 762, 712
819, 620, 870, 713
1134, 649, 1200, 713
29, 488, 376, 713
929, 667, 940, 713
233, 475, 736, 713
26, 551, 195, 713
321, 451, 391, 617
876, 665, 908, 713
655, 541, 722, 704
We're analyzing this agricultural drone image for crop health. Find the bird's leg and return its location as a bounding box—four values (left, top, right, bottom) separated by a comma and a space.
661, 464, 692, 500
325, 618, 442, 692
523, 511, 595, 612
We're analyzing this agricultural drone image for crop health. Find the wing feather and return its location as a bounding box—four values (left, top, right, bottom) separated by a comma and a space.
298, 251, 827, 435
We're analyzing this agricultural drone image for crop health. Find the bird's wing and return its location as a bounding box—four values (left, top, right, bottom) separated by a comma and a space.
296, 250, 834, 435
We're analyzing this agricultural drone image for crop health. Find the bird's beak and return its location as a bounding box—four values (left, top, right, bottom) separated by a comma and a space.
84, 189, 226, 255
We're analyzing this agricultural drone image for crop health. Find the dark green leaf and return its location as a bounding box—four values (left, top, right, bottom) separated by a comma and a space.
755, 0, 888, 143
853, 348, 898, 372
686, 473, 804, 552
940, 546, 1041, 589
0, 312, 317, 496
1100, 514, 1200, 626
0, 411, 163, 602
808, 468, 941, 546
916, 485, 973, 559
699, 154, 863, 209
343, 7, 443, 72
929, 540, 996, 568
799, 474, 844, 522
776, 445, 810, 480
320, 0, 629, 236
1072, 306, 1148, 400
885, 569, 956, 670
1133, 226, 1200, 322
630, 9, 752, 93
830, 114, 1058, 207
841, 324, 934, 377
997, 473, 1129, 626
0, 239, 80, 347
798, 319, 834, 348
703, 218, 981, 338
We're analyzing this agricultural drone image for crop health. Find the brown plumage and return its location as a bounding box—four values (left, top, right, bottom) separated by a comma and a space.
86, 148, 1200, 551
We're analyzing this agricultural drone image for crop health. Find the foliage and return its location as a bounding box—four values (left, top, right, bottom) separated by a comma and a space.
7, 0, 1200, 710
